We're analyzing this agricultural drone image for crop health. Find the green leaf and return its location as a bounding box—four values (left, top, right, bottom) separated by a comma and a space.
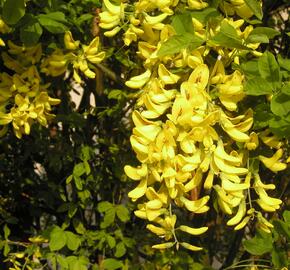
278, 55, 290, 72
49, 226, 67, 251
81, 145, 91, 161
106, 235, 116, 248
68, 203, 78, 218
244, 77, 273, 96
78, 190, 91, 202
57, 202, 70, 212
210, 21, 248, 49
243, 231, 273, 255
56, 255, 68, 269
108, 90, 124, 100
4, 217, 18, 224
254, 103, 273, 130
20, 17, 43, 46
281, 83, 290, 95
97, 201, 112, 213
283, 210, 290, 224
76, 14, 94, 26
72, 260, 87, 270
38, 13, 68, 34
269, 116, 290, 138
171, 12, 194, 34
73, 218, 86, 235
56, 112, 86, 128
246, 27, 280, 44
157, 33, 204, 57
191, 263, 210, 270
211, 0, 222, 8
244, 0, 263, 20
65, 231, 81, 251
249, 158, 260, 173
115, 205, 130, 223
92, 265, 100, 270
246, 34, 269, 44
190, 8, 220, 23
3, 224, 10, 239
43, 12, 67, 23
115, 50, 137, 68
103, 258, 123, 270
270, 93, 290, 117
83, 160, 91, 175
4, 243, 10, 257
67, 256, 88, 270
101, 207, 116, 228
271, 248, 288, 268
3, 0, 25, 25
73, 163, 86, 177
258, 52, 281, 87
73, 175, 83, 190
115, 242, 126, 258
66, 256, 78, 268
272, 219, 290, 240
240, 60, 259, 77
66, 174, 73, 184
123, 236, 135, 248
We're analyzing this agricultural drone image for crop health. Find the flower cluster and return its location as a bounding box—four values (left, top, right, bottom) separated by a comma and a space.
41, 31, 105, 83
0, 30, 106, 138
220, 0, 255, 18
100, 0, 288, 251
0, 18, 10, 46
0, 42, 60, 138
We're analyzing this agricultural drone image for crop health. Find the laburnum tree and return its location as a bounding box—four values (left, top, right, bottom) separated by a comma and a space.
0, 0, 289, 269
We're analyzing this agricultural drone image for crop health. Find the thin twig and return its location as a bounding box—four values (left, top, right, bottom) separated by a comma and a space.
219, 229, 245, 270
95, 63, 125, 85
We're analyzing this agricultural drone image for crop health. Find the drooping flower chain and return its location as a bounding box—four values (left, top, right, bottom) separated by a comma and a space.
100, 0, 288, 251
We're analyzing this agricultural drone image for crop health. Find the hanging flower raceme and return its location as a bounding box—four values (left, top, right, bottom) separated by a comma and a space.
101, 0, 289, 252
99, 0, 126, 37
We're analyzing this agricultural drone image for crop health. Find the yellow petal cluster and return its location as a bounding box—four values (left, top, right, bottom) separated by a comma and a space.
101, 0, 288, 251
220, 0, 256, 18
41, 31, 105, 83
0, 42, 60, 138
99, 0, 126, 37
0, 18, 10, 46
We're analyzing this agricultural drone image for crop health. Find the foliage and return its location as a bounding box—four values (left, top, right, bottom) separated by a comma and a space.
0, 0, 289, 269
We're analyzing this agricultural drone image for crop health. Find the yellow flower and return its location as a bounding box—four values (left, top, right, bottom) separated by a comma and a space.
259, 149, 287, 172
99, 0, 126, 36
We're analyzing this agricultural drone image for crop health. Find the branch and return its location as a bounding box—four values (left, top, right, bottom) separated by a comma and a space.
95, 63, 125, 86
220, 229, 245, 270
